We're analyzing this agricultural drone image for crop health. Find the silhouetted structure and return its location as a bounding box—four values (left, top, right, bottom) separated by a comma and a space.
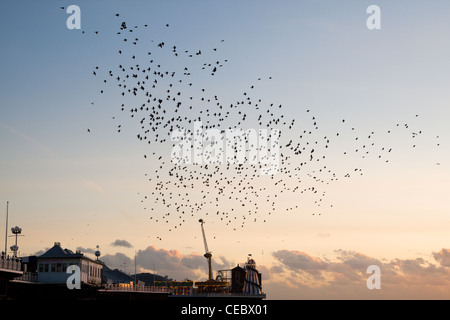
231, 264, 245, 293
37, 242, 103, 286
243, 256, 262, 295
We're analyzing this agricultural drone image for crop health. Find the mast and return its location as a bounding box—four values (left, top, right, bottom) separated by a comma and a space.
4, 201, 8, 256
199, 219, 213, 280
134, 250, 137, 287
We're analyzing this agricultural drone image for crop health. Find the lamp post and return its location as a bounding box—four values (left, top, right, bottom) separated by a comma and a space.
4, 201, 8, 257
134, 250, 137, 290
10, 226, 23, 258
95, 245, 101, 260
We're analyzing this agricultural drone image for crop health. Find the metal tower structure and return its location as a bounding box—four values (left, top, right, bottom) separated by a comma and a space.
199, 219, 213, 280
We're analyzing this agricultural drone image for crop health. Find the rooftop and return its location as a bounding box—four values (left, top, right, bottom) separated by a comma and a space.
38, 242, 83, 259
38, 242, 103, 265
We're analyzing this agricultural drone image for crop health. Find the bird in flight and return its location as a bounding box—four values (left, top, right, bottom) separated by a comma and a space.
84, 14, 440, 234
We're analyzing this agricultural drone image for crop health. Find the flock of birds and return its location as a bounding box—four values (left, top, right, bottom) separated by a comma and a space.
82, 13, 441, 238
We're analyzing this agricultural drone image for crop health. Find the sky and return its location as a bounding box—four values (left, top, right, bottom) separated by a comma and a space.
1, 1, 450, 299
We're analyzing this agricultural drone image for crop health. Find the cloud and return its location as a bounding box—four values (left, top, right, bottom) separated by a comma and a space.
99, 245, 450, 299
433, 248, 450, 267
135, 246, 203, 280
111, 239, 133, 248
334, 249, 382, 269
133, 246, 235, 281
100, 252, 133, 273
211, 255, 234, 271
257, 264, 274, 281
269, 248, 450, 299
83, 180, 106, 195
272, 250, 328, 277
317, 233, 330, 238
269, 264, 284, 274
77, 247, 96, 254
0, 122, 56, 157
180, 254, 205, 270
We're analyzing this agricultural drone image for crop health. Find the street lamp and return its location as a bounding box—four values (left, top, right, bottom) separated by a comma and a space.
9, 226, 23, 258
95, 245, 101, 260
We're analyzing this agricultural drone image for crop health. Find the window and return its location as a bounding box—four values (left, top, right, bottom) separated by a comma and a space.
51, 263, 56, 272
44, 263, 49, 272
56, 263, 62, 272
38, 263, 44, 273
62, 263, 67, 272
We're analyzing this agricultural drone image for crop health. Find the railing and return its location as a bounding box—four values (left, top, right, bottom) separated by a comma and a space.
189, 292, 267, 298
12, 272, 37, 283
102, 283, 170, 293
0, 256, 22, 272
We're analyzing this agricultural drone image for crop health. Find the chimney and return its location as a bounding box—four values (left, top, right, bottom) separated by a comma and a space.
54, 242, 61, 247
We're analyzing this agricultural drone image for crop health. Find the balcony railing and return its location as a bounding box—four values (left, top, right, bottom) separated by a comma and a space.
0, 255, 22, 272
102, 283, 170, 293
12, 272, 37, 283
189, 292, 267, 298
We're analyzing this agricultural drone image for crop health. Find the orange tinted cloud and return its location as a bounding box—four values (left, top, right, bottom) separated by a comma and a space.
266, 248, 450, 299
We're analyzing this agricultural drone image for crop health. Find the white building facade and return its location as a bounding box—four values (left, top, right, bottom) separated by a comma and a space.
37, 242, 103, 286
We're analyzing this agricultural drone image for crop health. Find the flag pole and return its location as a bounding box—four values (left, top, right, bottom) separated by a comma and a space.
4, 201, 9, 256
